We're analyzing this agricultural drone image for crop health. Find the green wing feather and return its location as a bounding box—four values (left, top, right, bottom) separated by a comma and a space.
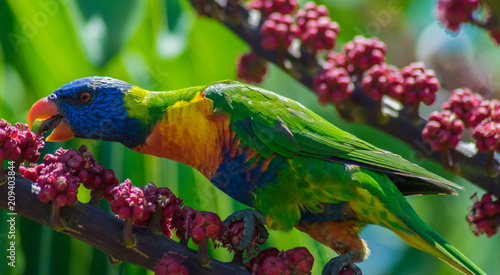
204, 81, 462, 196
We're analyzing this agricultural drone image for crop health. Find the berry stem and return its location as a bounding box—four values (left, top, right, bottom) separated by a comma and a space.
231, 249, 244, 265
197, 238, 210, 267
150, 209, 164, 234
89, 189, 103, 206
50, 203, 63, 231
440, 145, 454, 172
0, 161, 5, 185
486, 151, 499, 177
376, 101, 388, 125
121, 217, 136, 248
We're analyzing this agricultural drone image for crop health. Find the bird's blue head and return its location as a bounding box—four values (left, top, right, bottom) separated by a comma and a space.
28, 76, 149, 148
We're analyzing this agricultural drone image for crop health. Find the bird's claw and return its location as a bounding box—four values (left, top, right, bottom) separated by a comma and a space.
223, 209, 269, 250
322, 252, 363, 275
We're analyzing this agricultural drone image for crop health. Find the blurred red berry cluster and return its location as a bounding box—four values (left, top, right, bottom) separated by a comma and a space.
343, 36, 386, 74
362, 64, 403, 101
245, 247, 314, 275
297, 2, 339, 52
261, 13, 300, 51
423, 88, 500, 154
248, 0, 299, 17
0, 120, 43, 163
436, 0, 500, 45
422, 111, 464, 151
437, 0, 479, 31
313, 67, 353, 105
154, 252, 189, 275
237, 52, 268, 84
467, 193, 500, 237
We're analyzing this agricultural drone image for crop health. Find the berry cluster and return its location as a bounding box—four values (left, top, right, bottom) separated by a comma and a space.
342, 36, 387, 74
424, 88, 500, 158
172, 206, 223, 245
154, 252, 189, 275
442, 88, 486, 127
399, 62, 440, 106
261, 13, 299, 51
237, 52, 269, 84
297, 3, 340, 52
110, 179, 150, 222
436, 0, 500, 45
0, 120, 43, 163
296, 2, 329, 30
473, 120, 500, 153
246, 247, 314, 275
313, 67, 354, 105
248, 0, 299, 17
143, 182, 183, 237
467, 193, 500, 237
422, 111, 464, 151
362, 64, 403, 101
21, 145, 119, 206
436, 0, 479, 32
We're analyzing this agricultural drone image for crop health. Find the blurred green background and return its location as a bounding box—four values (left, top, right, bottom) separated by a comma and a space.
0, 0, 499, 274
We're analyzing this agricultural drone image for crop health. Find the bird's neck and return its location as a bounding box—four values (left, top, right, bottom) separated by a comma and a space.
127, 85, 232, 178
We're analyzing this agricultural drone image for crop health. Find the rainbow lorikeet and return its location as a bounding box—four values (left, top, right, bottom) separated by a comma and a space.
27, 77, 484, 275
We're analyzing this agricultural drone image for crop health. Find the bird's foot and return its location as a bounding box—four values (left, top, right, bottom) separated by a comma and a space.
322, 252, 363, 275
223, 209, 269, 265
224, 209, 269, 250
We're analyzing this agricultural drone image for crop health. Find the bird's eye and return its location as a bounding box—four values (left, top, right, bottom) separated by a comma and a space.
80, 92, 91, 103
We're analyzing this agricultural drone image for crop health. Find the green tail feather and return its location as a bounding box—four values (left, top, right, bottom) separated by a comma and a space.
393, 203, 485, 275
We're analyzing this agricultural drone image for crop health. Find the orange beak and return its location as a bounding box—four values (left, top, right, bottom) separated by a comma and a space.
28, 97, 75, 142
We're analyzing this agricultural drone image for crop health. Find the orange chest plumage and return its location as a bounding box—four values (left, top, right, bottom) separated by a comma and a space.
132, 95, 232, 178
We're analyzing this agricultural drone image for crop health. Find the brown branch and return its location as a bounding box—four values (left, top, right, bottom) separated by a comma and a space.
0, 172, 249, 275
188, 0, 500, 196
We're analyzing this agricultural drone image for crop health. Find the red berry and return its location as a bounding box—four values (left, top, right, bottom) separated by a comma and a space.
43, 154, 57, 165
118, 207, 132, 220
53, 176, 69, 192
133, 204, 151, 222
192, 226, 206, 242
54, 193, 68, 207
8, 147, 21, 161
102, 169, 116, 184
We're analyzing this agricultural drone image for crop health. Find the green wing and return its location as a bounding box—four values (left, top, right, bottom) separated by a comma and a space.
204, 81, 462, 196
